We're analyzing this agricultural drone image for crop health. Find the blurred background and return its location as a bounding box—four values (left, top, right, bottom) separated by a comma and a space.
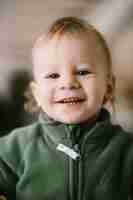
0, 0, 133, 134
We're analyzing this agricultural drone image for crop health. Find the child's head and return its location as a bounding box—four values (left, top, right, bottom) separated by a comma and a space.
30, 16, 115, 124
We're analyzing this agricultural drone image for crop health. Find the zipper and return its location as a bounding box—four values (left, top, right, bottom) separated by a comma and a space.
66, 123, 97, 200
68, 143, 82, 200
77, 152, 83, 200
68, 130, 82, 200
65, 124, 83, 200
75, 144, 83, 200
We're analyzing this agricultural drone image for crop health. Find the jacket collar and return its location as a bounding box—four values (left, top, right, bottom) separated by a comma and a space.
38, 109, 112, 149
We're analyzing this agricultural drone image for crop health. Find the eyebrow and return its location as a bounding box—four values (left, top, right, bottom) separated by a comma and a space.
76, 63, 96, 71
76, 63, 91, 68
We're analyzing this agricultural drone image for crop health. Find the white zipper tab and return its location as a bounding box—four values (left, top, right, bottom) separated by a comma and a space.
56, 143, 80, 160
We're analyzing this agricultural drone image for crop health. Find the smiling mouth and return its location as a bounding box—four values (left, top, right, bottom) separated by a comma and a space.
55, 97, 85, 104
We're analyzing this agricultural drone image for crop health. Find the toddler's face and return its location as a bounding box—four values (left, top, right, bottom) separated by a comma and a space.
32, 33, 110, 124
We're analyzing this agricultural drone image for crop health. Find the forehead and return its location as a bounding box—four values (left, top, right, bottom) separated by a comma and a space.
33, 32, 107, 72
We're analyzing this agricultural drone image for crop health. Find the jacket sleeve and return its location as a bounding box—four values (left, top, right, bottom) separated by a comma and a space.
0, 131, 22, 200
0, 124, 37, 200
122, 134, 133, 199
0, 157, 17, 200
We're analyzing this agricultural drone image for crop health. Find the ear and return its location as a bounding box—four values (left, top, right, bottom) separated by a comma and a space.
103, 78, 115, 105
30, 81, 41, 107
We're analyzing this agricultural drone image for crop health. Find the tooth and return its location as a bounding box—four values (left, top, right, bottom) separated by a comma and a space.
61, 97, 82, 103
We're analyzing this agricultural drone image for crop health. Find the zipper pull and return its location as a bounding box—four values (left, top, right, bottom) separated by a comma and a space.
56, 143, 80, 160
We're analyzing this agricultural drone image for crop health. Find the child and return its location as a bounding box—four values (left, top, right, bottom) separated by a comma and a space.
0, 16, 133, 200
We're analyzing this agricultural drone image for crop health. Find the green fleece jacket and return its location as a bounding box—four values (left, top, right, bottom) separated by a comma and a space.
0, 109, 133, 200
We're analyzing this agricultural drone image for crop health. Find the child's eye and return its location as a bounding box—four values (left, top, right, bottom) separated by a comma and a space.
76, 70, 91, 76
45, 73, 60, 79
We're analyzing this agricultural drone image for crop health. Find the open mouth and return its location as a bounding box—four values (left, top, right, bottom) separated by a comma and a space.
55, 97, 85, 104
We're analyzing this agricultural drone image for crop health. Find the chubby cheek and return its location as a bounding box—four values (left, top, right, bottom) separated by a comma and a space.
85, 85, 106, 106
39, 85, 55, 107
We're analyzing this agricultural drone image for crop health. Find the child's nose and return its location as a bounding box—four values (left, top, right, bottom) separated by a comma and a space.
60, 75, 81, 90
